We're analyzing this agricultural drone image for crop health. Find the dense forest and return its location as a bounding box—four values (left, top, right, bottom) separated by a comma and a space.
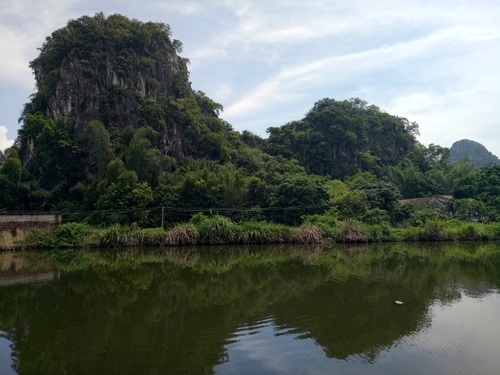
1, 13, 500, 235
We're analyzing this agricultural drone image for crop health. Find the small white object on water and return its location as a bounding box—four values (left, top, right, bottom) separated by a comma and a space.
395, 301, 404, 305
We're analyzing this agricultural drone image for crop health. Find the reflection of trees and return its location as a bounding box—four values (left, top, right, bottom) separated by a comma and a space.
0, 243, 499, 374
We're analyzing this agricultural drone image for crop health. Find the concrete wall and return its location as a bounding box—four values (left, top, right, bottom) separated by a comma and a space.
0, 228, 29, 249
0, 213, 61, 227
0, 213, 61, 249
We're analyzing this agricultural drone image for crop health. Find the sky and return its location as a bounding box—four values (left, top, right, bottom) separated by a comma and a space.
1, 0, 500, 155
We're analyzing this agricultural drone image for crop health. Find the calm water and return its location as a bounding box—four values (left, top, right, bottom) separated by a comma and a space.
0, 243, 500, 375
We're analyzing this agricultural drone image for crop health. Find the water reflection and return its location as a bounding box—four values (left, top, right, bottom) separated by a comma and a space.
0, 243, 499, 374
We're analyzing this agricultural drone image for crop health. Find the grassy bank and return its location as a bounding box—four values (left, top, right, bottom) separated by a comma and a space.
13, 214, 500, 250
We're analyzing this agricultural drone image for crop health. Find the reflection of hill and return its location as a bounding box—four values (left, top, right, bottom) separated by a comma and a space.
271, 272, 433, 361
0, 244, 499, 374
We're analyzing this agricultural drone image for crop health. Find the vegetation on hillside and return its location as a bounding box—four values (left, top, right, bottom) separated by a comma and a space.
2, 13, 500, 246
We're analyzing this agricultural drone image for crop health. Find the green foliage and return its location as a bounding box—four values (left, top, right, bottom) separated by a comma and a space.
29, 222, 93, 248
177, 168, 224, 208
107, 158, 125, 184
452, 164, 500, 220
351, 180, 400, 212
331, 189, 369, 220
89, 121, 112, 179
389, 158, 445, 198
0, 156, 22, 184
361, 208, 390, 225
303, 210, 340, 235
96, 170, 154, 225
165, 223, 199, 245
392, 203, 449, 227
123, 126, 165, 186
190, 214, 236, 244
50, 222, 93, 247
455, 198, 489, 222
264, 98, 419, 179
11, 13, 500, 233
267, 176, 330, 226
236, 221, 295, 244
422, 221, 447, 241
338, 219, 370, 243
294, 223, 324, 244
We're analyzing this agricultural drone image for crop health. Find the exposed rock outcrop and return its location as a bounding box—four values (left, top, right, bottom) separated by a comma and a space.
450, 139, 499, 168
21, 13, 203, 166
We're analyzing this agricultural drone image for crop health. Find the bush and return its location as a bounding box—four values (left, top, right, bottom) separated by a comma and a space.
422, 221, 447, 241
237, 221, 273, 244
31, 222, 92, 248
95, 224, 129, 247
125, 228, 167, 247
293, 223, 324, 244
338, 219, 370, 243
194, 215, 236, 244
53, 222, 93, 247
165, 223, 199, 245
456, 223, 484, 241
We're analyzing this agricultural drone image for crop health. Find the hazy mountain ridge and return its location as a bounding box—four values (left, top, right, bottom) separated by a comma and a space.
450, 139, 499, 168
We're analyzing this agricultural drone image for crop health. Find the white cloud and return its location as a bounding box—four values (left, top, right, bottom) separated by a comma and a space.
2, 0, 500, 155
0, 126, 14, 152
224, 26, 472, 118
0, 0, 82, 88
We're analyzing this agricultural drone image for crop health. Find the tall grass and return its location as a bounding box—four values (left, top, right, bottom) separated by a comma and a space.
24, 222, 92, 248
165, 223, 200, 246
236, 221, 296, 244
16, 216, 500, 250
293, 223, 324, 244
422, 221, 448, 241
338, 219, 370, 243
195, 215, 236, 244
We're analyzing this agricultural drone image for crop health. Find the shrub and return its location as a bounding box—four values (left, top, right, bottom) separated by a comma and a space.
237, 221, 272, 244
195, 215, 236, 244
26, 222, 92, 248
456, 223, 483, 241
422, 221, 447, 241
338, 219, 370, 243
165, 223, 199, 246
96, 224, 129, 247
23, 227, 55, 248
50, 222, 93, 247
125, 228, 167, 247
294, 223, 324, 244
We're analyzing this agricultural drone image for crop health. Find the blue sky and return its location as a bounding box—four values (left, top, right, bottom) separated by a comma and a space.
1, 0, 500, 156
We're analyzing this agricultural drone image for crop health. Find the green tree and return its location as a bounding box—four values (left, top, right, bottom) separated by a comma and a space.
89, 121, 112, 179
176, 168, 224, 208
268, 177, 329, 226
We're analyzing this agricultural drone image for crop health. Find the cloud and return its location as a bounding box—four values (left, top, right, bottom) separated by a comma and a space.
2, 0, 500, 155
224, 26, 471, 118
0, 0, 82, 88
0, 126, 14, 151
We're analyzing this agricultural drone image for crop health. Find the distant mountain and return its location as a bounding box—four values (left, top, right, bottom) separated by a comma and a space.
449, 139, 500, 168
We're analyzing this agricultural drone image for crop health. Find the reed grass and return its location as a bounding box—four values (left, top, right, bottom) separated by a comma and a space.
195, 215, 236, 244
165, 223, 200, 246
16, 215, 500, 250
338, 219, 370, 243
293, 223, 324, 244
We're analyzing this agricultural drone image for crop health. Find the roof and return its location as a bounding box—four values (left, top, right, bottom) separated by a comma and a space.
399, 195, 452, 206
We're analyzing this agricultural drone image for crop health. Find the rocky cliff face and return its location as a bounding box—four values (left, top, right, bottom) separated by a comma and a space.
450, 139, 499, 167
22, 13, 198, 163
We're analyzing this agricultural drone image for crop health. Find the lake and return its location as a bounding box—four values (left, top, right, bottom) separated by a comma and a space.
0, 242, 499, 374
